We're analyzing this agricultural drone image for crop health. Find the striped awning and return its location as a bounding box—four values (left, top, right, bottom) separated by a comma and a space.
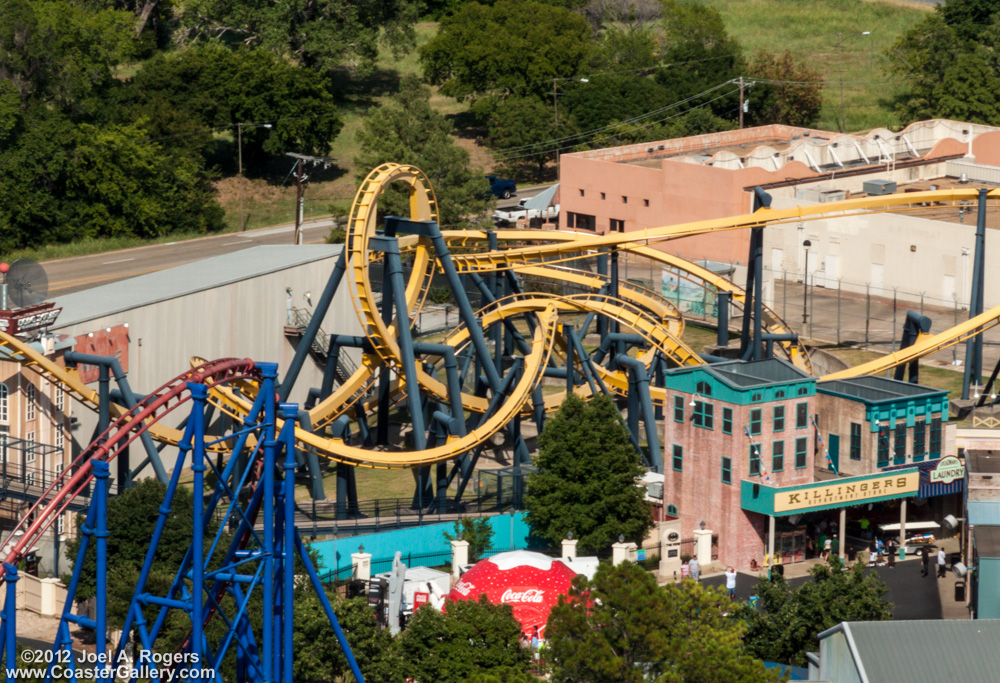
882, 459, 964, 499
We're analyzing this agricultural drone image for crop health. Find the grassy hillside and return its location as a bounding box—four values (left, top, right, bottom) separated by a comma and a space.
703, 0, 928, 132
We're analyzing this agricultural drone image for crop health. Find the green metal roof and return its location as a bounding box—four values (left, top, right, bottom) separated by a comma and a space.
816, 375, 947, 405
819, 621, 1000, 683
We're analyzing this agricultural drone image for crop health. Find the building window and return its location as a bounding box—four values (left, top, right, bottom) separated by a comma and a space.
773, 406, 785, 432
877, 425, 889, 467
850, 423, 862, 460
579, 188, 585, 196
751, 393, 762, 402
772, 440, 785, 472
798, 386, 808, 396
796, 402, 808, 429
722, 407, 733, 434
0, 383, 7, 424
26, 469, 35, 486
894, 423, 907, 464
567, 212, 596, 230
696, 381, 712, 396
672, 445, 683, 472
930, 417, 942, 457
666, 504, 677, 516
621, 195, 628, 204
775, 390, 785, 399
26, 384, 35, 421
55, 387, 64, 412
643, 199, 649, 207
795, 437, 808, 469
610, 218, 625, 233
673, 396, 684, 422
913, 421, 926, 462
54, 426, 64, 453
692, 401, 714, 429
749, 408, 762, 436
57, 514, 65, 535
749, 443, 761, 476
721, 456, 732, 484
601, 192, 606, 200
25, 433, 35, 464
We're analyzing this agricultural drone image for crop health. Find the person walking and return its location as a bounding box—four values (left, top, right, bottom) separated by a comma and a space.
920, 545, 930, 577
725, 567, 737, 600
937, 547, 947, 578
868, 545, 878, 568
822, 537, 832, 560
689, 557, 701, 582
887, 538, 896, 568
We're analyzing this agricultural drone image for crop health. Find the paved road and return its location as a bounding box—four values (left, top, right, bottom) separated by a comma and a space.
45, 219, 335, 296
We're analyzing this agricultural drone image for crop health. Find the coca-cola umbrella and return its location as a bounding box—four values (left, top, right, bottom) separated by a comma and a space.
447, 550, 578, 637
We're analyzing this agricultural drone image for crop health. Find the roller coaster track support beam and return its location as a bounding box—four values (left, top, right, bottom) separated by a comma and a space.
65, 350, 167, 484
741, 188, 771, 362
596, 254, 609, 341
610, 249, 623, 364
280, 250, 347, 402
894, 311, 932, 384
963, 188, 988, 400
615, 355, 663, 471
1, 563, 17, 673
717, 292, 731, 346
761, 333, 800, 362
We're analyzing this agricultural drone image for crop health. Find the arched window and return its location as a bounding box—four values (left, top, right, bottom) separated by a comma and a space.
775, 390, 785, 399
666, 504, 678, 517
26, 384, 35, 421
696, 381, 712, 396
0, 384, 7, 423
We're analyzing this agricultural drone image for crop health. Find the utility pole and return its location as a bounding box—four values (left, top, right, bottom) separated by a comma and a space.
294, 159, 304, 246
836, 33, 846, 133
738, 77, 745, 129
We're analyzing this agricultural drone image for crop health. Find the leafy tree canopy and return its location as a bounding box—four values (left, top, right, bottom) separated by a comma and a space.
745, 50, 824, 128
119, 44, 341, 171
354, 76, 493, 226
420, 0, 593, 103
547, 562, 782, 683
525, 393, 653, 553
176, 0, 421, 73
0, 0, 137, 112
443, 517, 495, 563
739, 558, 893, 667
374, 595, 530, 683
485, 95, 560, 181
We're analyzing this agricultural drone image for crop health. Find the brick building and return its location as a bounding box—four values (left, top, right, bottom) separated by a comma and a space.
663, 358, 816, 570
815, 376, 951, 478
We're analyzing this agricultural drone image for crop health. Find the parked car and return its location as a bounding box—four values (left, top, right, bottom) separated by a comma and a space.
492, 198, 560, 226
486, 175, 517, 199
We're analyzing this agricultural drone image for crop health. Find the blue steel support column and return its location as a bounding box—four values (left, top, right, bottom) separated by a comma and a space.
260, 363, 278, 682
564, 323, 576, 395
615, 355, 663, 471
488, 232, 503, 380
280, 250, 347, 401
188, 382, 209, 670
3, 563, 17, 673
963, 188, 988, 400
98, 364, 110, 440
610, 249, 622, 365
279, 402, 298, 683
596, 254, 609, 341
91, 458, 111, 676
751, 227, 764, 360
385, 246, 427, 451
376, 252, 395, 446
717, 292, 731, 346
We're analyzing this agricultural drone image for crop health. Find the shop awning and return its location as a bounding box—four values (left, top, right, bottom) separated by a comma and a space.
882, 459, 965, 498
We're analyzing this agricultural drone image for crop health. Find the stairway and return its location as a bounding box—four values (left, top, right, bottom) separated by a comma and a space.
284, 306, 360, 386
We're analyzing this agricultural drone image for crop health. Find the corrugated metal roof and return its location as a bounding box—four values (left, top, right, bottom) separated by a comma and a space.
522, 183, 558, 211
970, 501, 1000, 527
829, 621, 1000, 682
708, 358, 811, 388
817, 375, 945, 403
51, 244, 341, 328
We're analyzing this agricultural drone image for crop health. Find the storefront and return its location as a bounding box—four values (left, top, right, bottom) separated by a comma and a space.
741, 468, 921, 567
881, 456, 965, 531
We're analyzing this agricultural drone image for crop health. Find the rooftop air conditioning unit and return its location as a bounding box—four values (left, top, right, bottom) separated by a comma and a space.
863, 179, 897, 195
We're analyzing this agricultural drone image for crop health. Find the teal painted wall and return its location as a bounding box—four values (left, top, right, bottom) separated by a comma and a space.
979, 558, 1000, 620
309, 512, 533, 578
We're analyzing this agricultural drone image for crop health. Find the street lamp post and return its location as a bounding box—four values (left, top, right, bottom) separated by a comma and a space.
802, 240, 811, 324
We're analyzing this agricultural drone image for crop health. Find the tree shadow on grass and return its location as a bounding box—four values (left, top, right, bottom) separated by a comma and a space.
328, 66, 403, 110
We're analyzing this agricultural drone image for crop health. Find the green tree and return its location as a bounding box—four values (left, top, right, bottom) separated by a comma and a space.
655, 0, 744, 119
525, 394, 653, 553
745, 50, 824, 128
176, 0, 420, 73
354, 76, 493, 226
0, 0, 137, 112
294, 593, 392, 682
376, 595, 530, 683
443, 517, 494, 562
486, 96, 560, 181
120, 44, 341, 172
420, 0, 592, 103
739, 558, 893, 667
546, 563, 782, 683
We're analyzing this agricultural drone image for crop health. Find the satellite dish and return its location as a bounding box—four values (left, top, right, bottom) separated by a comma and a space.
6, 259, 48, 308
